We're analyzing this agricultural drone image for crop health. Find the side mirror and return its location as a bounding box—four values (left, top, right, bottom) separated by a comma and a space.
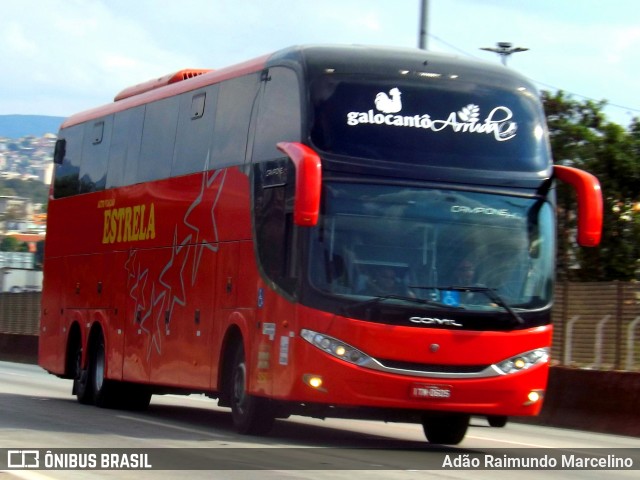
276, 142, 322, 227
554, 164, 603, 247
53, 139, 66, 165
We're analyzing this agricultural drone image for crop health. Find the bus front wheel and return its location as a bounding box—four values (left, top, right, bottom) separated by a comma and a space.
422, 414, 470, 445
487, 415, 508, 428
229, 344, 275, 435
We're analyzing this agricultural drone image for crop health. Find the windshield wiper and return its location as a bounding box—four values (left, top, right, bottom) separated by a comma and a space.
408, 285, 524, 326
447, 285, 524, 326
341, 293, 463, 315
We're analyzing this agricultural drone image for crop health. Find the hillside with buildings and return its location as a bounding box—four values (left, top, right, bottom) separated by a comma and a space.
0, 132, 53, 292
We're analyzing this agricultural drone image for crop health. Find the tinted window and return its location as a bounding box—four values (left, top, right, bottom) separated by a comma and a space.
138, 96, 180, 182
310, 75, 550, 172
107, 106, 144, 188
211, 74, 260, 167
53, 125, 83, 198
253, 67, 301, 162
172, 85, 219, 176
253, 158, 297, 296
79, 117, 112, 193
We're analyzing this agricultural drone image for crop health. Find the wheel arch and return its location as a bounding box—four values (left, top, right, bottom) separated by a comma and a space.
63, 321, 83, 379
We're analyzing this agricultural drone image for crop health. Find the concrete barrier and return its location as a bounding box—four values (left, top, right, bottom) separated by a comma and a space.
0, 333, 638, 437
0, 332, 38, 364
528, 366, 640, 437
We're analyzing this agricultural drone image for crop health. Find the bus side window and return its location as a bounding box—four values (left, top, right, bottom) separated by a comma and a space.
53, 125, 83, 198
210, 73, 260, 168
106, 106, 144, 189
251, 68, 302, 295
137, 96, 180, 182
172, 85, 219, 177
253, 157, 297, 295
79, 117, 112, 193
252, 67, 301, 162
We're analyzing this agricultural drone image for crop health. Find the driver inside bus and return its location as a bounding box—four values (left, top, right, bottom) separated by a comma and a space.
453, 259, 476, 286
451, 258, 481, 304
361, 266, 413, 297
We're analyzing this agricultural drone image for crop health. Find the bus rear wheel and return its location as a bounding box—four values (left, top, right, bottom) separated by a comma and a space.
72, 343, 92, 405
229, 344, 275, 435
90, 332, 120, 408
422, 414, 470, 445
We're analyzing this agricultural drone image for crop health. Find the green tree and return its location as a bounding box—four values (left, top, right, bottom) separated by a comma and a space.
542, 91, 640, 281
0, 236, 20, 252
0, 178, 48, 205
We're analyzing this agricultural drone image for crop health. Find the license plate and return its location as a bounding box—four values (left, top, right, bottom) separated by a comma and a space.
410, 384, 452, 399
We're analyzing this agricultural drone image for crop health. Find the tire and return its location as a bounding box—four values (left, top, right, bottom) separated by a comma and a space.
487, 415, 508, 428
72, 343, 93, 405
229, 343, 275, 435
90, 333, 120, 408
422, 414, 470, 445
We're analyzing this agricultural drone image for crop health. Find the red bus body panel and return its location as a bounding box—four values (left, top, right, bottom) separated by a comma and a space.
39, 167, 254, 391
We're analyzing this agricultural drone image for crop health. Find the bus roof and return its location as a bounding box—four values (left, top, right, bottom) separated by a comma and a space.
61, 54, 270, 129
60, 45, 534, 130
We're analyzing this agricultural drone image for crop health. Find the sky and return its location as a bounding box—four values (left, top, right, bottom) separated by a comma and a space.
2, 0, 640, 127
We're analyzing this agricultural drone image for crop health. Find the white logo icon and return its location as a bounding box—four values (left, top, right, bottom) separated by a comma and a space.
375, 88, 402, 113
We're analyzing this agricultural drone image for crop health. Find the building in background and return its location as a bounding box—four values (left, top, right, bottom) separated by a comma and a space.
0, 252, 42, 292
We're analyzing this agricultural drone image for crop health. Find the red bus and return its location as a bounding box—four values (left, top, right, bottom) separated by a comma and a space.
39, 45, 602, 444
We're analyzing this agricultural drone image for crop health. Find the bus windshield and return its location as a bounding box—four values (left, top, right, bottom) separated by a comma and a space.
310, 74, 550, 173
308, 182, 555, 312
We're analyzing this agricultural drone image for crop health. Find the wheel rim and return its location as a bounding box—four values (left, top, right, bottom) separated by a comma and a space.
94, 343, 105, 392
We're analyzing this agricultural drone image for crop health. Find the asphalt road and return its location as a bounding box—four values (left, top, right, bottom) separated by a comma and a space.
1, 360, 638, 480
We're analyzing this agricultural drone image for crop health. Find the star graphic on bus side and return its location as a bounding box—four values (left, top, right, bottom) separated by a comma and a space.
143, 282, 167, 359
128, 260, 149, 321
124, 250, 138, 286
184, 167, 226, 286
158, 227, 192, 324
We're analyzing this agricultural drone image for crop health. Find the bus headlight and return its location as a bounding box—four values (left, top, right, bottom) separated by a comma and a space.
493, 348, 550, 375
300, 329, 372, 366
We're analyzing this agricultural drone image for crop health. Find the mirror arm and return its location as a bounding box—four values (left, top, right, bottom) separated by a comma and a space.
554, 164, 603, 247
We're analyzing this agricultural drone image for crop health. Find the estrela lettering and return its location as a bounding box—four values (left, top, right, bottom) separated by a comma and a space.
102, 203, 156, 244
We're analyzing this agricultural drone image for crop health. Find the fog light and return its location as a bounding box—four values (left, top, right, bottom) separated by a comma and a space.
302, 374, 326, 391
524, 389, 544, 406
